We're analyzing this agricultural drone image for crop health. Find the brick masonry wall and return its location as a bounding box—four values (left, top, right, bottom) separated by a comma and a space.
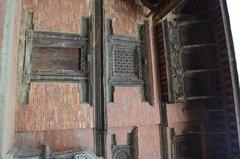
16, 0, 93, 132
105, 0, 149, 37
107, 87, 160, 127
22, 0, 92, 33
16, 83, 93, 131
16, 0, 94, 151
16, 0, 163, 156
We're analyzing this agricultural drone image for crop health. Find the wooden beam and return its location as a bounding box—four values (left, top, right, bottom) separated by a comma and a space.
92, 0, 105, 157
32, 31, 87, 48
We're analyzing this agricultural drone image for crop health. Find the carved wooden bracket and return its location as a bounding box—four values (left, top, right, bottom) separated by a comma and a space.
162, 13, 218, 103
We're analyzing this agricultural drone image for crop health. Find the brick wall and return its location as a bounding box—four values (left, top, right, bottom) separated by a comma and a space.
22, 0, 92, 33
105, 0, 149, 37
16, 0, 94, 151
107, 87, 160, 127
16, 0, 163, 156
16, 0, 93, 131
16, 83, 93, 131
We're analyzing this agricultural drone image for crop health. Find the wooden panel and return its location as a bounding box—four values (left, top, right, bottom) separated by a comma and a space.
31, 48, 80, 71
32, 31, 87, 48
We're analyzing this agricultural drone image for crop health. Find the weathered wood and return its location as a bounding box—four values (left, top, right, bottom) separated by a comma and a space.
30, 69, 86, 76
111, 131, 133, 159
33, 37, 86, 48
153, 0, 183, 23
21, 17, 90, 105
92, 0, 105, 156
21, 29, 33, 105
30, 75, 88, 82
33, 31, 87, 40
32, 31, 87, 48
31, 48, 80, 71
219, 0, 240, 148
80, 17, 89, 37
141, 21, 152, 104
79, 80, 89, 103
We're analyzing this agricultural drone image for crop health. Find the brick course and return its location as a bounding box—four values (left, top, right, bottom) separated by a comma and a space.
105, 0, 149, 37
107, 87, 160, 127
22, 0, 92, 33
16, 83, 93, 131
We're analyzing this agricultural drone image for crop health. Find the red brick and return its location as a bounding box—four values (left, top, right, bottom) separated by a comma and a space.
16, 83, 93, 131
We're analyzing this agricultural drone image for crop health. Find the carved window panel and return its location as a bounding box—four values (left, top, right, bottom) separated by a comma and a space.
109, 35, 143, 85
105, 20, 150, 103
31, 48, 81, 71
21, 18, 90, 104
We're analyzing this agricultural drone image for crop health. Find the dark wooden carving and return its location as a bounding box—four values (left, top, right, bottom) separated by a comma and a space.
163, 13, 218, 103
111, 132, 133, 159
108, 35, 143, 85
21, 17, 90, 105
105, 20, 150, 103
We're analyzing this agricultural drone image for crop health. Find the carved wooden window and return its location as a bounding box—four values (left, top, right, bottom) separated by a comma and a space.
21, 19, 89, 104
105, 20, 149, 102
109, 35, 143, 85
28, 31, 88, 79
